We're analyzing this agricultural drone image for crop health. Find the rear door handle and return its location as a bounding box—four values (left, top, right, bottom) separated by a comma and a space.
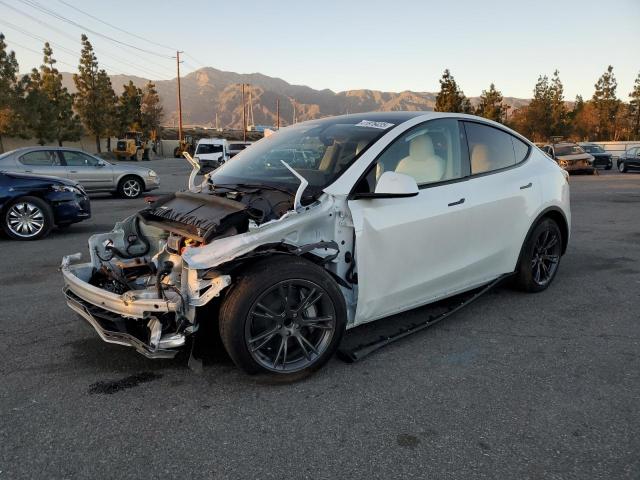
70, 170, 78, 173
448, 198, 465, 207
520, 182, 532, 190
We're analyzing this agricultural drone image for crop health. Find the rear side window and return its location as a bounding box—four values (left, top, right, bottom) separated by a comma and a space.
20, 150, 61, 166
465, 122, 529, 175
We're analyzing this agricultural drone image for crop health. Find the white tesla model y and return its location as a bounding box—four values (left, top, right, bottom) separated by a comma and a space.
62, 112, 570, 379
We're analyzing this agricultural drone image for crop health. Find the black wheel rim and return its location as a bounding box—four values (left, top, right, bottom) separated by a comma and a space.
245, 279, 336, 373
530, 228, 561, 286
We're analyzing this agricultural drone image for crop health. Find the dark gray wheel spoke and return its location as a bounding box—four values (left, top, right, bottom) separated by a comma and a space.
273, 337, 286, 368
255, 302, 280, 319
297, 333, 319, 355
295, 335, 312, 360
248, 327, 279, 351
295, 288, 323, 313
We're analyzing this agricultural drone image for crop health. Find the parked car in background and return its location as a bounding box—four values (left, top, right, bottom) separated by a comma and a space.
62, 112, 570, 379
228, 141, 253, 158
0, 171, 90, 240
0, 147, 159, 198
578, 143, 612, 169
541, 142, 595, 174
194, 138, 229, 173
616, 146, 640, 173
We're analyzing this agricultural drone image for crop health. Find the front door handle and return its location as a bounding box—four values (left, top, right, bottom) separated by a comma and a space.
70, 170, 78, 173
448, 198, 465, 207
520, 182, 532, 190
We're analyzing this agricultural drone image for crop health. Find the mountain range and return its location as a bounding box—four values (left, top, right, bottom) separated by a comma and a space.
60, 67, 531, 129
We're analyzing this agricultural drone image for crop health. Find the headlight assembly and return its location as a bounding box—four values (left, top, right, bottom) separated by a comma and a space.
52, 184, 84, 195
148, 170, 157, 177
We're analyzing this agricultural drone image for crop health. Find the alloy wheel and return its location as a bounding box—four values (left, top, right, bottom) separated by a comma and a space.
530, 228, 561, 286
6, 202, 45, 238
618, 162, 625, 173
245, 279, 336, 373
122, 179, 141, 198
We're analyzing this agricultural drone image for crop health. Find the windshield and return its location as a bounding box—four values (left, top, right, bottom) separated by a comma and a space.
555, 144, 585, 156
196, 144, 224, 155
208, 119, 391, 192
582, 144, 605, 154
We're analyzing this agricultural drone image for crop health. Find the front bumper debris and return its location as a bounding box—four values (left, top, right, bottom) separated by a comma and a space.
64, 288, 182, 358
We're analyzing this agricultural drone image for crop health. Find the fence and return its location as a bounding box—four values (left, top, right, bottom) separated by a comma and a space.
1, 135, 117, 154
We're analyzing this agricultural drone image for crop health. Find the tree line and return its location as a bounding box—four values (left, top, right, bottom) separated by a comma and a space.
0, 33, 163, 153
435, 67, 640, 142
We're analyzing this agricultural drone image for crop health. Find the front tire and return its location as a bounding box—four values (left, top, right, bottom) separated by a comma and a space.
513, 219, 563, 293
618, 161, 627, 173
218, 257, 347, 380
117, 176, 143, 198
2, 196, 53, 240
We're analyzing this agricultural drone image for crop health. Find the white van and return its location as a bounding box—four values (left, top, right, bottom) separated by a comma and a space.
194, 138, 229, 171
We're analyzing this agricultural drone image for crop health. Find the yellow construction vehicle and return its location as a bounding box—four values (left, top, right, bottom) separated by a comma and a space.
114, 131, 150, 161
173, 135, 195, 158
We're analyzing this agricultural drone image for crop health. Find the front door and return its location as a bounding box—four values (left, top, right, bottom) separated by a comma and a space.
60, 150, 112, 191
347, 118, 472, 325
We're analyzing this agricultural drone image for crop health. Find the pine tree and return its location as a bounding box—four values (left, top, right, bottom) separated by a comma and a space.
592, 65, 621, 140
116, 80, 143, 134
629, 72, 640, 140
475, 83, 505, 122
524, 75, 553, 142
435, 69, 472, 113
140, 81, 163, 138
73, 34, 115, 152
549, 70, 568, 137
0, 33, 22, 152
24, 43, 82, 145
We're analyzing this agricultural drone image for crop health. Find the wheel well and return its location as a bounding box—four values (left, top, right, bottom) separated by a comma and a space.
540, 209, 569, 255
118, 174, 143, 189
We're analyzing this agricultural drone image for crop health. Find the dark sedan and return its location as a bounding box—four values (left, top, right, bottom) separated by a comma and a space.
617, 146, 640, 173
0, 171, 91, 240
578, 143, 613, 170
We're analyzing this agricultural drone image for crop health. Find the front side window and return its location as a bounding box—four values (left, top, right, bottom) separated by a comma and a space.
466, 122, 524, 174
209, 119, 390, 193
62, 151, 99, 166
20, 150, 60, 166
356, 119, 466, 193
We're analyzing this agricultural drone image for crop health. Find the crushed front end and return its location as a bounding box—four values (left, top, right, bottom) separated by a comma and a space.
60, 190, 254, 358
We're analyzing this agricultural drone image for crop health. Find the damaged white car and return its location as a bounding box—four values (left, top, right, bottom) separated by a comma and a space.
61, 112, 570, 379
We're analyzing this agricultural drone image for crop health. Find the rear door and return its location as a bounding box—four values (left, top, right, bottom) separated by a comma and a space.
348, 118, 473, 325
17, 150, 64, 177
60, 150, 113, 190
462, 121, 540, 283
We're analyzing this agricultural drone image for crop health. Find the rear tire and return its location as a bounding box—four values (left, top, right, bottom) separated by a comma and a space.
513, 219, 563, 293
2, 196, 53, 241
218, 257, 347, 380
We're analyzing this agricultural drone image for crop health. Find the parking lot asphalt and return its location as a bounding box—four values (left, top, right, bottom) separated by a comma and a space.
1, 159, 638, 479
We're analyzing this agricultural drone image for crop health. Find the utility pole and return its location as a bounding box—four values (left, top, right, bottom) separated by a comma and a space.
176, 51, 184, 144
241, 83, 246, 142
276, 98, 280, 130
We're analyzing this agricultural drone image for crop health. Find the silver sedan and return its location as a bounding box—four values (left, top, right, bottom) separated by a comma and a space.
0, 147, 160, 198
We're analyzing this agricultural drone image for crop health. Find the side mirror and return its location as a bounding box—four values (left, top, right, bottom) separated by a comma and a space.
353, 171, 419, 199
96, 160, 106, 167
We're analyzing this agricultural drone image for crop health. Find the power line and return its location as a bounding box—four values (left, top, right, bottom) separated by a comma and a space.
0, 0, 175, 77
56, 0, 176, 51
184, 52, 210, 69
0, 19, 171, 79
16, 0, 174, 59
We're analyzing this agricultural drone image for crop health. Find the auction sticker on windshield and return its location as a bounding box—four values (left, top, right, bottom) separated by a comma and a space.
355, 120, 395, 129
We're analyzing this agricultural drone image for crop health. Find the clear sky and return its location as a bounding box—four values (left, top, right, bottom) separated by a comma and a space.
1, 0, 639, 100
